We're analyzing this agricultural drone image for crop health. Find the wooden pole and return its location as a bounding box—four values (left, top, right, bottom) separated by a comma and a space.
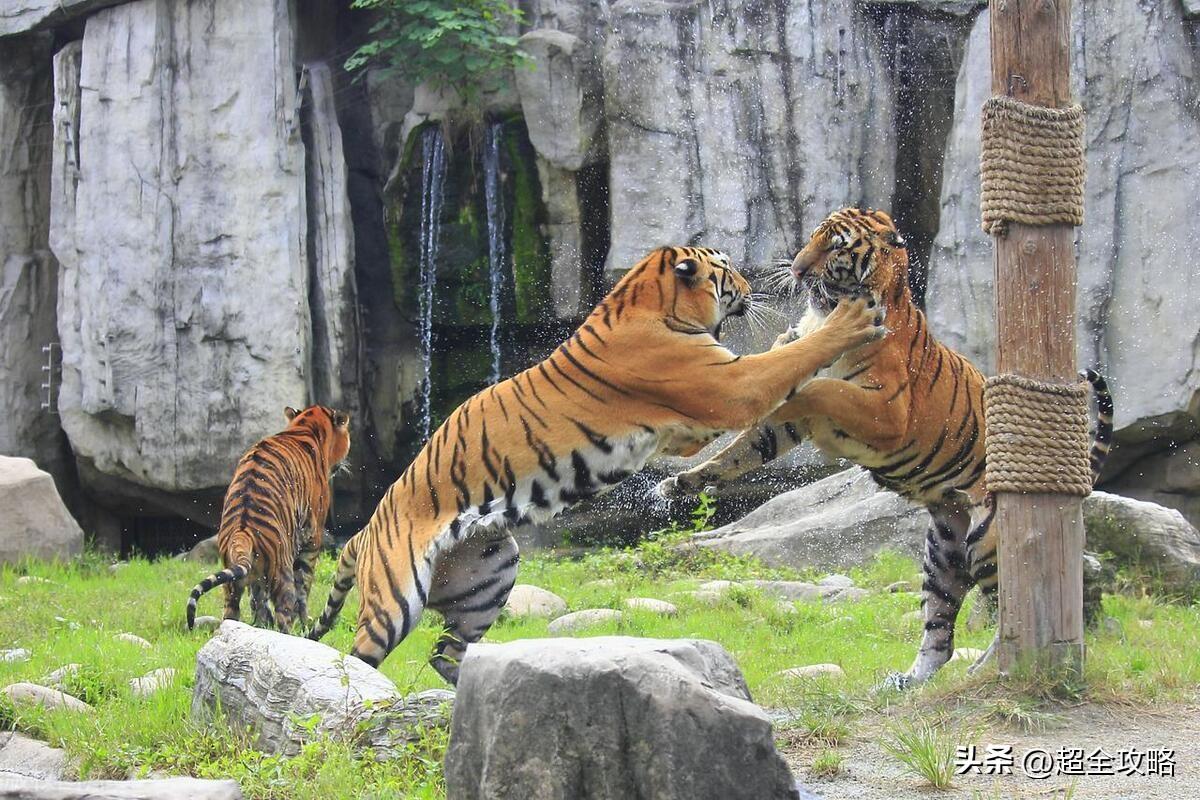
988, 0, 1085, 676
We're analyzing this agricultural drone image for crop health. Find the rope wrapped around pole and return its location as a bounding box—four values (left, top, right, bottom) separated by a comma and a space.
984, 374, 1092, 496
980, 96, 1085, 236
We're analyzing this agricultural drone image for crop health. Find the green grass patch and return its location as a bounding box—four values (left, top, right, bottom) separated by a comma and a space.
1, 539, 1197, 798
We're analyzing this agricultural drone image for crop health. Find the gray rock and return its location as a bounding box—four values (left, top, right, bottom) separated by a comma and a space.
622, 597, 677, 616
885, 581, 914, 593
0, 35, 71, 487
192, 620, 450, 757
180, 536, 219, 563
0, 457, 83, 565
0, 731, 66, 781
44, 664, 81, 688
1186, 1, 1200, 20
503, 584, 568, 618
600, 0, 894, 278
1083, 491, 1200, 589
50, 0, 313, 496
695, 468, 926, 570
191, 615, 221, 631
0, 648, 30, 663
817, 574, 855, 589
130, 668, 176, 698
546, 608, 623, 634
444, 637, 799, 799
115, 633, 152, 649
745, 580, 821, 602
0, 1, 126, 37
698, 468, 1200, 591
777, 664, 845, 680
515, 29, 602, 171
0, 777, 242, 800
1, 683, 92, 713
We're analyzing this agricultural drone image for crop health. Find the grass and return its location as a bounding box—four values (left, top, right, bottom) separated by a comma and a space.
879, 717, 960, 789
1, 537, 1198, 798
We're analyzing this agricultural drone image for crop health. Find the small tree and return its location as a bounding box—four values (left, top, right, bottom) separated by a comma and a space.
345, 0, 526, 101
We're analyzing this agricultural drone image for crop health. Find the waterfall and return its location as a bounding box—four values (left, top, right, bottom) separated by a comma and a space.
417, 127, 448, 442
482, 122, 507, 385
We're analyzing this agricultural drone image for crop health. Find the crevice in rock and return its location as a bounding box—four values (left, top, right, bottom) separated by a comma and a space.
870, 5, 975, 307
576, 158, 610, 307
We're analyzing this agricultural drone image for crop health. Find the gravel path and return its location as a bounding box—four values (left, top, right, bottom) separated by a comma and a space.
784, 704, 1200, 799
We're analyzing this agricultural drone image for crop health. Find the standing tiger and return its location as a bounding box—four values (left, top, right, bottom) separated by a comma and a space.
307, 246, 887, 682
658, 208, 1113, 688
186, 405, 351, 633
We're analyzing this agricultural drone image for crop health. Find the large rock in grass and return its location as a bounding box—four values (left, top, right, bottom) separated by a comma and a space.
192, 621, 452, 757
445, 637, 798, 800
0, 777, 241, 800
0, 731, 67, 781
0, 457, 83, 564
698, 467, 1200, 590
695, 468, 925, 570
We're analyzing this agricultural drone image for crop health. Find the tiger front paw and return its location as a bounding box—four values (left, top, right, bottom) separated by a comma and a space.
826, 296, 887, 350
655, 470, 713, 500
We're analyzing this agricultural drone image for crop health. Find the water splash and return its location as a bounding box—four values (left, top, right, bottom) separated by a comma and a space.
418, 127, 448, 441
482, 122, 507, 385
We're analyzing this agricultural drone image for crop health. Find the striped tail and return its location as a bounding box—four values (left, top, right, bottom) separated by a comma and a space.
186, 561, 248, 630
307, 531, 363, 642
1081, 368, 1114, 483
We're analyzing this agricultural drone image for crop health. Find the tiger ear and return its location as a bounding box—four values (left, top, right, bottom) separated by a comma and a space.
284, 406, 299, 421
333, 411, 350, 428
674, 259, 698, 279
888, 231, 907, 249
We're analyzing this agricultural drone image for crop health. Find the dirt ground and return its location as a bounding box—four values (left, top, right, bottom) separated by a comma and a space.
784, 704, 1199, 799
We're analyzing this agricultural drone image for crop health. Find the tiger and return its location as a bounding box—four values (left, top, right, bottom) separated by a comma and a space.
306, 245, 887, 683
186, 405, 351, 633
657, 208, 1114, 688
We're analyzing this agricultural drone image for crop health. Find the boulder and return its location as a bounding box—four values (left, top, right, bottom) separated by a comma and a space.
746, 581, 821, 602
192, 620, 451, 756
698, 468, 1200, 590
546, 609, 623, 635
515, 29, 602, 171
180, 536, 219, 563
777, 664, 845, 680
0, 777, 242, 800
1083, 491, 1200, 589
0, 648, 30, 663
0, 731, 66, 781
0, 457, 84, 564
444, 637, 799, 800
622, 598, 677, 616
0, 1, 126, 37
503, 585, 568, 618
130, 668, 176, 698
695, 468, 926, 570
1, 683, 92, 713
115, 633, 152, 649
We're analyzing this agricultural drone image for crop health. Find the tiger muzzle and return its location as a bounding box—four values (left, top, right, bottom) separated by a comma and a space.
791, 249, 819, 281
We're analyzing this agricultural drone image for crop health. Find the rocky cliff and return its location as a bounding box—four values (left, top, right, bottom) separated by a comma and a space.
0, 0, 1197, 549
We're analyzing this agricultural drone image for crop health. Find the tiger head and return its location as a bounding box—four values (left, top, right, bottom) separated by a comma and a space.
610, 246, 751, 339
284, 405, 352, 468
790, 208, 909, 312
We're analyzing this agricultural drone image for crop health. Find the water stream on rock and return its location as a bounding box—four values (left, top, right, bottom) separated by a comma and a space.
417, 127, 448, 441
483, 122, 506, 385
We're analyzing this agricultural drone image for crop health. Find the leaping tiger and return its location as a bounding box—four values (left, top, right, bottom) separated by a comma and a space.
186, 405, 351, 633
307, 245, 887, 682
658, 208, 1113, 688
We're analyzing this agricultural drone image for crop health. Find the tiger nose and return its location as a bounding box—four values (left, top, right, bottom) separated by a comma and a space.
791, 249, 818, 280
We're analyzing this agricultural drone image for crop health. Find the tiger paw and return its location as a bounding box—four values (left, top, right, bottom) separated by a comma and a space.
876, 671, 914, 692
655, 473, 702, 500
773, 326, 801, 349
825, 296, 887, 351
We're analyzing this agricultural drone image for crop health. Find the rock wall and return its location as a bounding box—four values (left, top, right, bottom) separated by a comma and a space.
925, 3, 1200, 522
0, 33, 69, 483
1, 0, 1198, 544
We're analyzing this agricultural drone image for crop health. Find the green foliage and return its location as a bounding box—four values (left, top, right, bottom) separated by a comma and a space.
880, 718, 960, 789
809, 748, 844, 778
345, 0, 527, 101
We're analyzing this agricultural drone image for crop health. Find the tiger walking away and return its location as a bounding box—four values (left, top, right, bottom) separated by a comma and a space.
308, 245, 887, 683
659, 208, 1113, 687
186, 405, 351, 633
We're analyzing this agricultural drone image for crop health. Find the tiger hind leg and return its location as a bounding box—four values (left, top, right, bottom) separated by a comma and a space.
887, 497, 975, 690
348, 530, 434, 670
293, 545, 320, 628
250, 580, 273, 628
426, 532, 520, 685
222, 580, 244, 622
270, 568, 299, 634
